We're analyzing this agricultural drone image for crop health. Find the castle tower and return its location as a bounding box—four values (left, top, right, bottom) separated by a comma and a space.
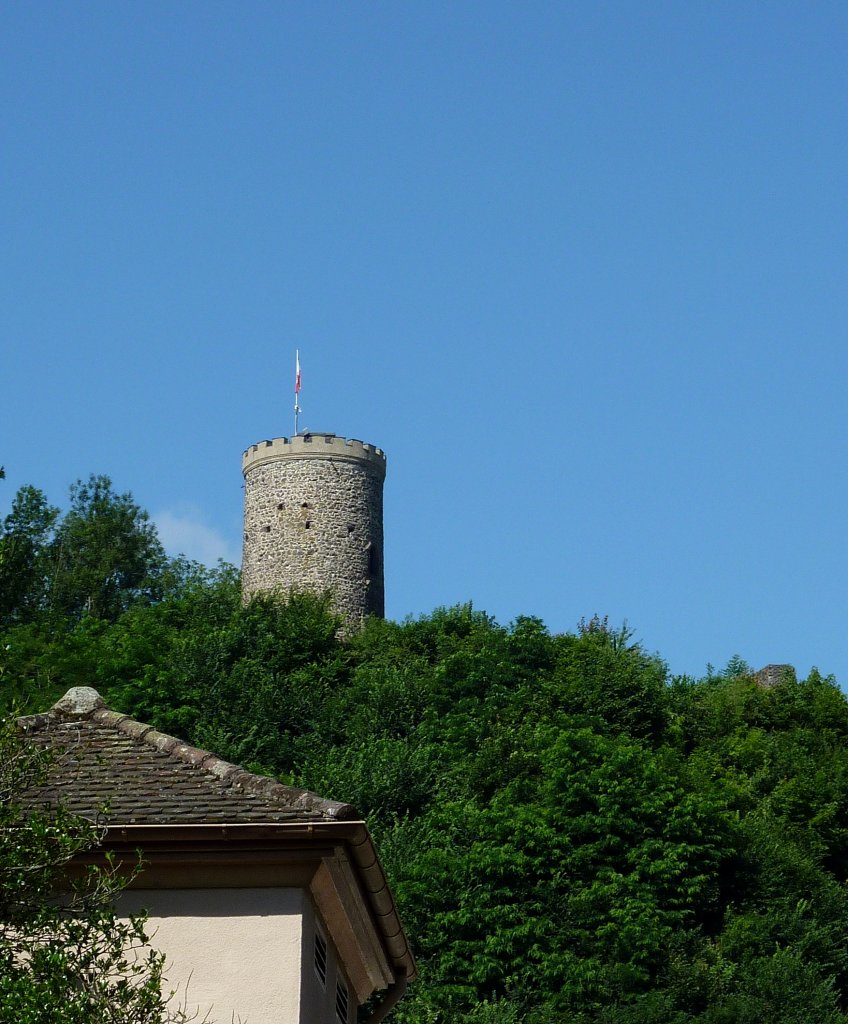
241, 433, 386, 626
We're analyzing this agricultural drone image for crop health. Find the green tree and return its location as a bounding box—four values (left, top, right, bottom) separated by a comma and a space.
101, 587, 343, 772
0, 486, 59, 624
48, 475, 167, 621
398, 725, 734, 1020
548, 615, 670, 742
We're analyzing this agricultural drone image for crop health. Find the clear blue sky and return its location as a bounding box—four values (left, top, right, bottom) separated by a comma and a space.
2, 2, 846, 683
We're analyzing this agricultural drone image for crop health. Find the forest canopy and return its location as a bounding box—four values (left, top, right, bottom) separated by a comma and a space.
2, 475, 848, 1023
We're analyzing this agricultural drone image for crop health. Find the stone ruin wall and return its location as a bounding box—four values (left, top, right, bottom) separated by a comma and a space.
241, 435, 386, 627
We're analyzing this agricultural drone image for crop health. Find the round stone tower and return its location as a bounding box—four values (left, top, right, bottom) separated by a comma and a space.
241, 433, 386, 626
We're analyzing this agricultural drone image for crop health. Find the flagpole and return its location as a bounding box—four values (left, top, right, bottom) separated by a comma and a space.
293, 349, 301, 435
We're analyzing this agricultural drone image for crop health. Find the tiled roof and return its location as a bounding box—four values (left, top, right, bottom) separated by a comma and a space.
18, 687, 358, 825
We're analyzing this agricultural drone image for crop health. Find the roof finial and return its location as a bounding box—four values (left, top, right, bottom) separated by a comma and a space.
51, 686, 104, 717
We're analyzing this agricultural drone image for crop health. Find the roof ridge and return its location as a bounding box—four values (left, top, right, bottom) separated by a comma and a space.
20, 688, 359, 822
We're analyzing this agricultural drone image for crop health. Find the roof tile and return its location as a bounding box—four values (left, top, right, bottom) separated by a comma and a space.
18, 687, 358, 825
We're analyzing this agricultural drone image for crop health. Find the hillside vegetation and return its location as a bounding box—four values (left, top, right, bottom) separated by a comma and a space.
3, 476, 848, 1022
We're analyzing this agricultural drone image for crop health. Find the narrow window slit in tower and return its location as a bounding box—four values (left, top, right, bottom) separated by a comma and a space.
304, 521, 311, 529
262, 526, 271, 533
276, 502, 284, 510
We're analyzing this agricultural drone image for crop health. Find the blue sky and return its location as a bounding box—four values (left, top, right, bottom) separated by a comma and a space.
2, 2, 847, 683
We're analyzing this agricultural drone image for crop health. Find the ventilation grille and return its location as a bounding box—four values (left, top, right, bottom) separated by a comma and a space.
335, 980, 349, 1023
314, 930, 327, 987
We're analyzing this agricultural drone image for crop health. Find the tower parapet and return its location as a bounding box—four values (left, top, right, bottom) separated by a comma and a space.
241, 433, 386, 627
243, 433, 386, 476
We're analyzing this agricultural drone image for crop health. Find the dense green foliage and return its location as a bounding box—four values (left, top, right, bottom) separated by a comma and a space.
2, 476, 848, 1021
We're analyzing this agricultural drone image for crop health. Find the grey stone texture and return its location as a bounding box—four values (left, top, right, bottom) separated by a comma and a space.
754, 663, 796, 689
242, 433, 386, 627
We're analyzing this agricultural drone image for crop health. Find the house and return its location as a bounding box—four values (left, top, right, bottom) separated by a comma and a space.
18, 686, 415, 1024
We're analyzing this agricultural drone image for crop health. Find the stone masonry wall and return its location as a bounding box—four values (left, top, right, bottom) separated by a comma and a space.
241, 435, 386, 627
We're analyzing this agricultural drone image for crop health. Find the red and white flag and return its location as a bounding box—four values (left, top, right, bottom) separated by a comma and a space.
295, 350, 302, 395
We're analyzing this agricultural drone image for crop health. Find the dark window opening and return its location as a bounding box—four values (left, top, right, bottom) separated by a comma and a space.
335, 980, 349, 1023
304, 521, 311, 529
262, 526, 271, 533
314, 930, 327, 987
276, 502, 284, 510
300, 502, 310, 509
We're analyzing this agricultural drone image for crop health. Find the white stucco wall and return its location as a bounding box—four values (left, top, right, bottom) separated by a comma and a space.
117, 887, 304, 1024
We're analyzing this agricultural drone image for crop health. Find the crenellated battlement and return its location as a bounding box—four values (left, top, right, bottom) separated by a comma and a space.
242, 433, 386, 479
